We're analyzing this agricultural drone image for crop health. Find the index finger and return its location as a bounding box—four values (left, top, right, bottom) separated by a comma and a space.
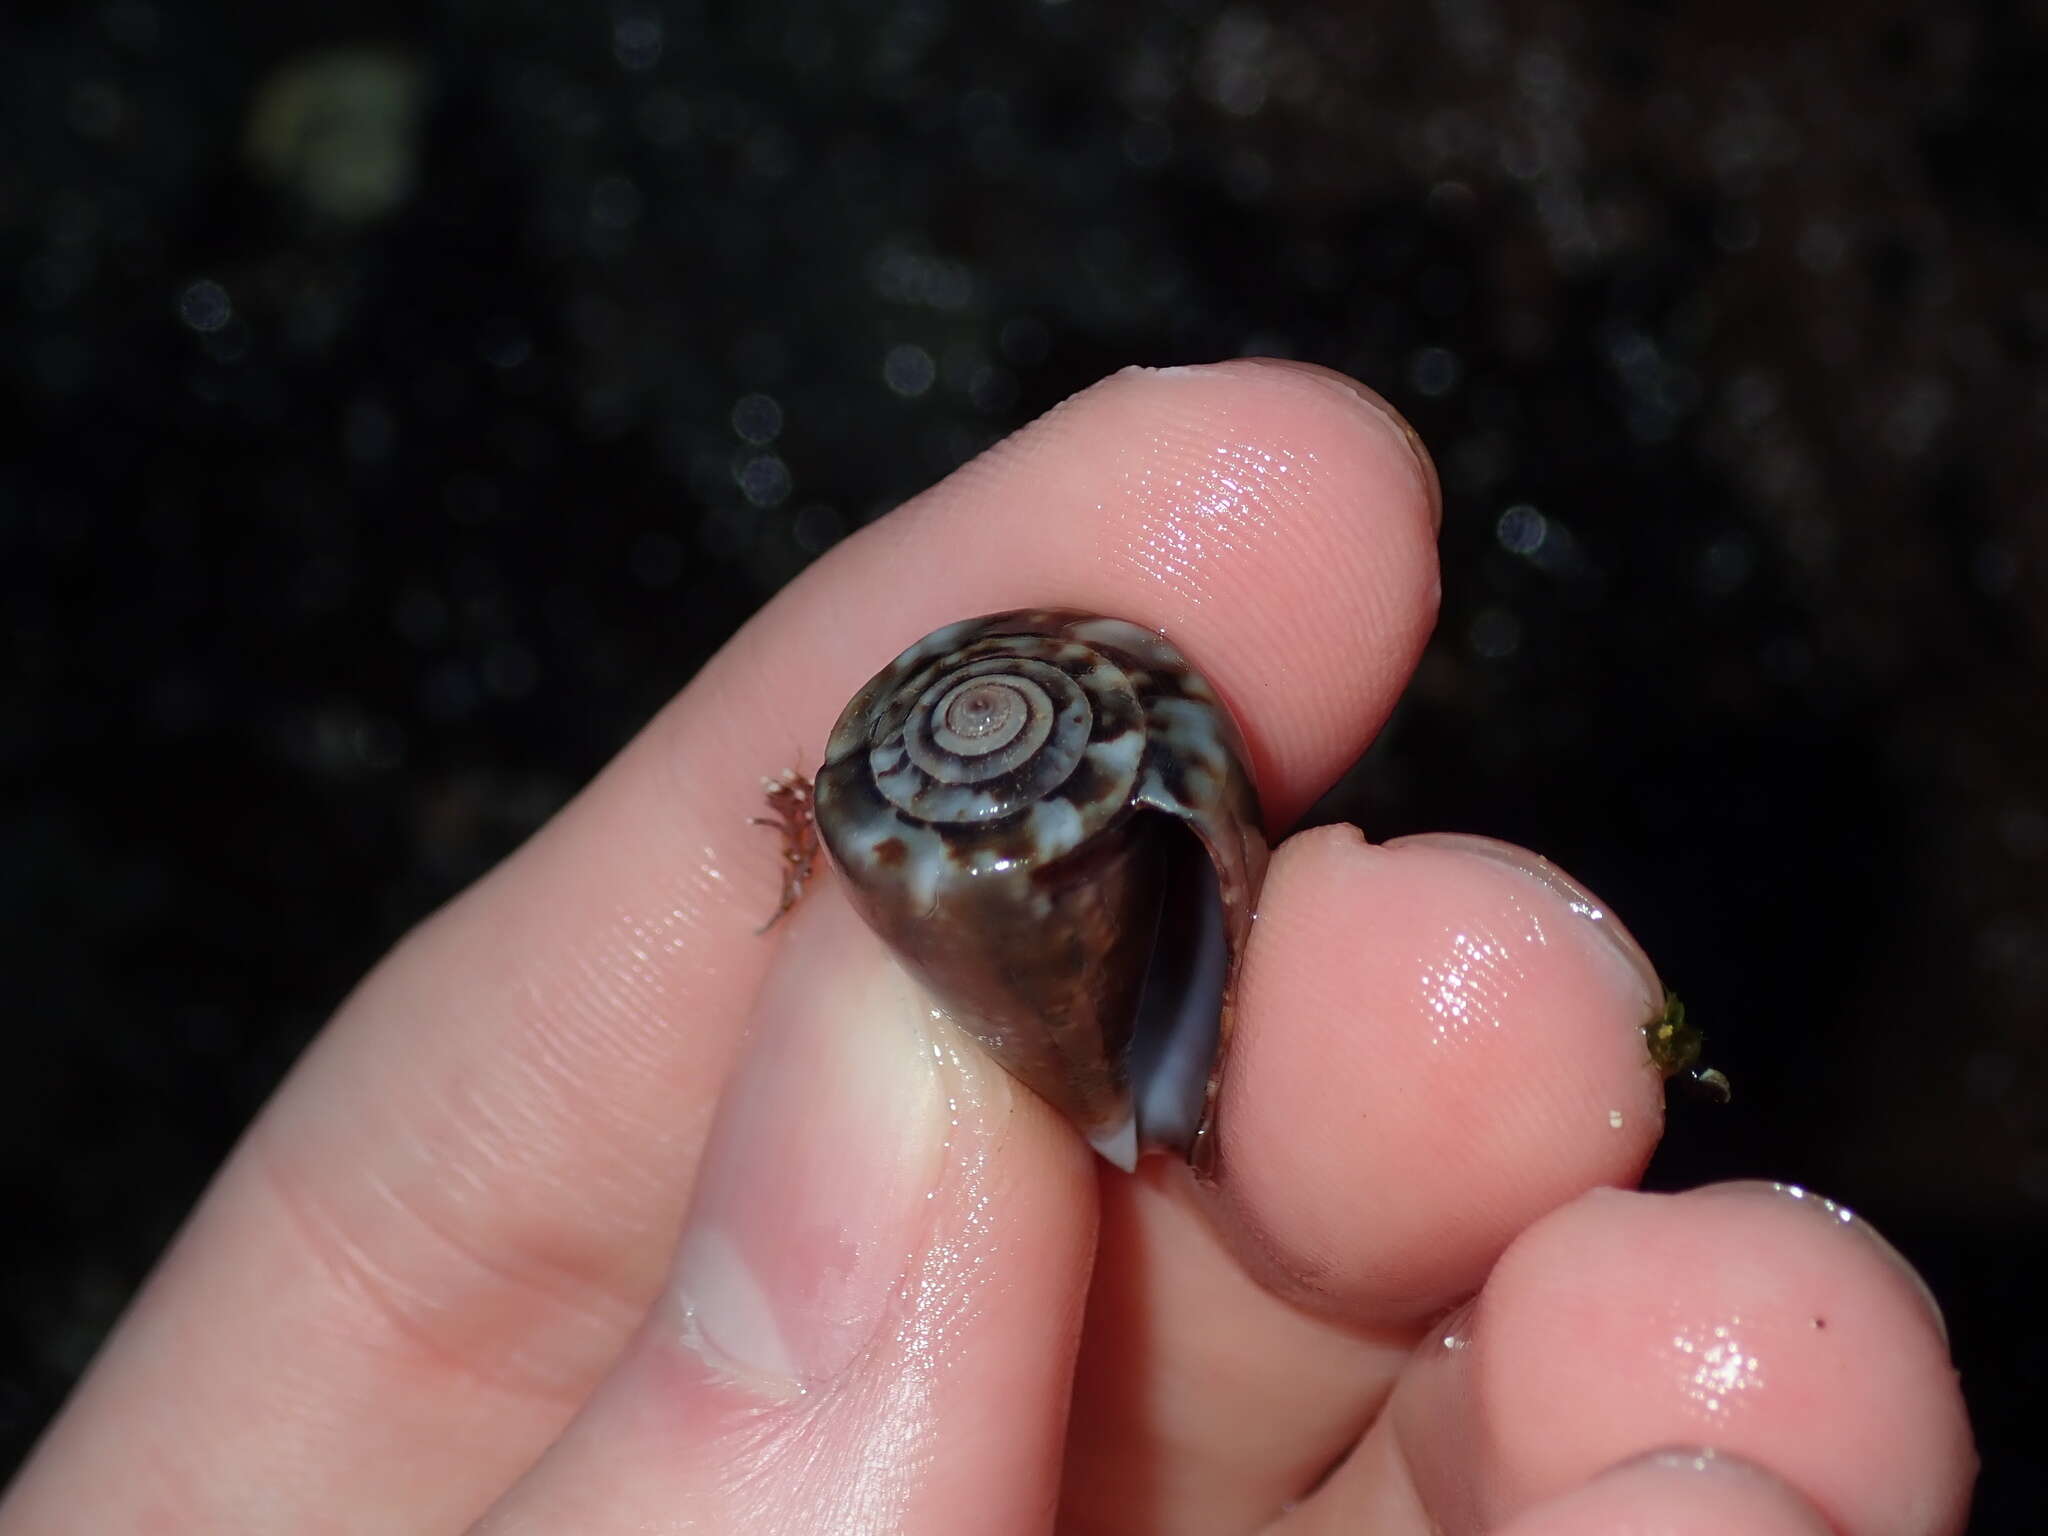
1, 359, 1441, 1533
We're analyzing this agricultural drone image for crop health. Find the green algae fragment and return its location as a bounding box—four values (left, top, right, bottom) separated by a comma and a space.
1644, 991, 1731, 1103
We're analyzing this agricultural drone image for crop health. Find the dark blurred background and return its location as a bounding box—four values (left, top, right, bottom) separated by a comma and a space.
3, 0, 2042, 1526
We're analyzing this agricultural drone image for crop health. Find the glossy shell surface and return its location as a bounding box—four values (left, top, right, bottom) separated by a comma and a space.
813, 609, 1267, 1171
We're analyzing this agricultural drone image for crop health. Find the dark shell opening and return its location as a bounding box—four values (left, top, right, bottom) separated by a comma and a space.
1112, 815, 1230, 1169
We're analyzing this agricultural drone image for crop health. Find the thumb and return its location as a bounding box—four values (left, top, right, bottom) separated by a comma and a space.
470, 878, 1096, 1534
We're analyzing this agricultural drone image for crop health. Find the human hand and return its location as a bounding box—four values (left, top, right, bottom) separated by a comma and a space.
0, 362, 1974, 1534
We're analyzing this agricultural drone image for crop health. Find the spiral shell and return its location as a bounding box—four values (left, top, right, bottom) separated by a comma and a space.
814, 609, 1267, 1172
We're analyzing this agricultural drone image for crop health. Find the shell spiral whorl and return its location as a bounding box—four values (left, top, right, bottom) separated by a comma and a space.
814, 609, 1268, 1172
860, 629, 1144, 841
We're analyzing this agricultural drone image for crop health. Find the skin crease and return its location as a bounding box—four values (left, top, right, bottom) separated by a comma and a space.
0, 362, 1974, 1535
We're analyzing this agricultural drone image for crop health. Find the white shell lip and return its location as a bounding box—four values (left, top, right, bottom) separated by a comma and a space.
1089, 1115, 1139, 1173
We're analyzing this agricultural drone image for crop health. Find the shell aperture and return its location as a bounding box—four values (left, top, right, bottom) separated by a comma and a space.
813, 610, 1267, 1172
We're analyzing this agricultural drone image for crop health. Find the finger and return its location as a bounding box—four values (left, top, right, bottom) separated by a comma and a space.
1060, 831, 1674, 1533
1279, 1183, 1975, 1536
469, 881, 1093, 1534
3, 360, 1440, 1532
1490, 1452, 1837, 1536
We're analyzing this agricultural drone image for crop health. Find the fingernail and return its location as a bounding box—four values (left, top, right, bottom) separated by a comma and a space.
1690, 1181, 1950, 1347
1533, 1447, 1835, 1534
671, 888, 957, 1395
1628, 1445, 1781, 1483
1241, 358, 1443, 532
1383, 832, 1663, 1012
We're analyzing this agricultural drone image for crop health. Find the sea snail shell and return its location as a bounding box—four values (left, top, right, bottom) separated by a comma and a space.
814, 609, 1268, 1173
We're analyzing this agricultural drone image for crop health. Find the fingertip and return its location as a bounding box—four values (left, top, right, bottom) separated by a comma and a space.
1399, 1185, 1976, 1536
1047, 360, 1442, 823
1383, 832, 1665, 1014
1674, 1181, 1951, 1348
1228, 358, 1443, 534
1213, 827, 1667, 1323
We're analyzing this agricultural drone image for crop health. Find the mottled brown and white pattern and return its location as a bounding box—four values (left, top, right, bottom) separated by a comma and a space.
813, 610, 1267, 1173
